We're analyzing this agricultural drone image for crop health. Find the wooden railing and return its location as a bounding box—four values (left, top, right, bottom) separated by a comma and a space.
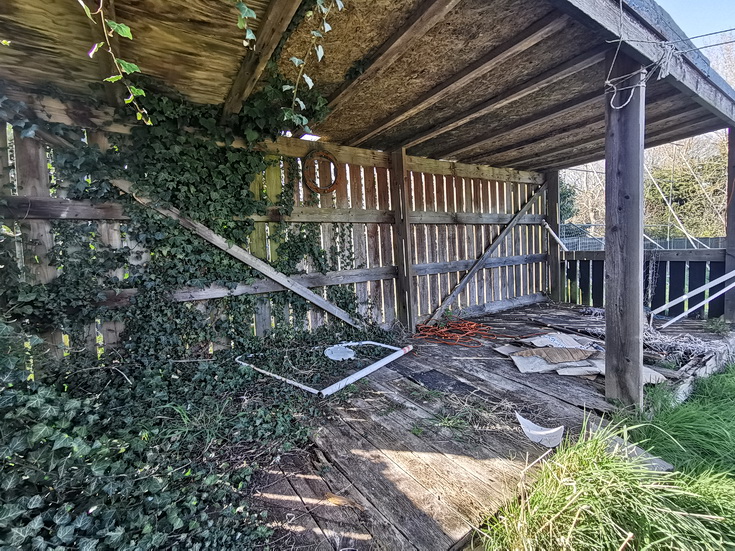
560, 249, 728, 319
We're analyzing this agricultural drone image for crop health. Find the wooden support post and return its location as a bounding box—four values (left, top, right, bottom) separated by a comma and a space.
390, 148, 417, 332
725, 128, 735, 322
546, 171, 564, 302
13, 130, 64, 356
604, 53, 646, 407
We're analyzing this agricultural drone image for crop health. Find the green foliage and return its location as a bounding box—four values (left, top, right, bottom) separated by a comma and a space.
559, 178, 577, 224
480, 422, 735, 550
628, 365, 735, 476
644, 147, 727, 238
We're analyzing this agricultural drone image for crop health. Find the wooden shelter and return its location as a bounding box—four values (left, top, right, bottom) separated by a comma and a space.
2, 0, 735, 406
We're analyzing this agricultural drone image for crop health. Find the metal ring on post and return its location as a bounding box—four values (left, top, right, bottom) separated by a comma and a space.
302, 149, 344, 194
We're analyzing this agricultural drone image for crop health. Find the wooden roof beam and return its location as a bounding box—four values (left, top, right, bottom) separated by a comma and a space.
546, 0, 735, 126
488, 103, 702, 168
435, 90, 602, 160
348, 12, 570, 147
403, 45, 607, 150
520, 117, 726, 171
327, 0, 464, 113
221, 0, 302, 122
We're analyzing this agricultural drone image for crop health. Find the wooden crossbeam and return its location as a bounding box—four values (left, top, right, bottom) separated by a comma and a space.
493, 103, 702, 168
327, 0, 463, 113
348, 13, 569, 147
220, 0, 302, 121
403, 46, 606, 150
0, 196, 129, 220
109, 179, 363, 329
426, 181, 548, 324
437, 91, 602, 160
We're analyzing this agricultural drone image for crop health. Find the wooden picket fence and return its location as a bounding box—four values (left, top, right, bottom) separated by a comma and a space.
561, 249, 728, 319
1, 129, 549, 353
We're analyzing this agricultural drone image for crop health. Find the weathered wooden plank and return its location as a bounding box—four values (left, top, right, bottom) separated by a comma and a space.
390, 149, 417, 331
349, 164, 369, 317
250, 169, 271, 336
376, 167, 397, 326
579, 259, 591, 306
412, 47, 606, 151
413, 172, 430, 317
428, 182, 547, 323
445, 176, 460, 307
328, 0, 463, 113
349, 13, 569, 146
0, 196, 128, 220
405, 155, 542, 185
110, 179, 362, 328
563, 249, 727, 262
591, 259, 604, 307
221, 0, 302, 118
486, 180, 501, 302
410, 211, 544, 225
364, 167, 382, 322
725, 128, 735, 321
257, 136, 391, 168
312, 420, 465, 548
604, 53, 645, 407
424, 173, 440, 314
435, 175, 450, 306
667, 261, 686, 316
708, 261, 726, 318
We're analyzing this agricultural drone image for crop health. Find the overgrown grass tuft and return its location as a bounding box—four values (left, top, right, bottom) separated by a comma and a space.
630, 364, 735, 475
480, 423, 735, 551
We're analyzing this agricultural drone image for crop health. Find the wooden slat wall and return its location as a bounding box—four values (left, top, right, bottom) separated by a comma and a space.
6, 130, 547, 340
561, 250, 728, 319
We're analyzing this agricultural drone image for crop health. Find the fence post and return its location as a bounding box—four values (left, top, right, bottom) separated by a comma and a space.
14, 131, 64, 357
725, 128, 735, 322
546, 171, 564, 302
390, 148, 416, 332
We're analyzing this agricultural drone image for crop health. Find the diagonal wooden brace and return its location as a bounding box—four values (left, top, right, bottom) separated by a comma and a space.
426, 181, 548, 324
110, 179, 363, 329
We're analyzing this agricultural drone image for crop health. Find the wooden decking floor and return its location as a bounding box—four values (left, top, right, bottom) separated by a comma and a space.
251, 304, 619, 550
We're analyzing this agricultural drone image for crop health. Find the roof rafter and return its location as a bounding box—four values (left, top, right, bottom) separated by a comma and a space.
521, 116, 725, 171
220, 0, 302, 122
435, 90, 602, 160
485, 102, 700, 167
327, 0, 464, 113
546, 0, 735, 126
402, 45, 607, 149
348, 12, 570, 147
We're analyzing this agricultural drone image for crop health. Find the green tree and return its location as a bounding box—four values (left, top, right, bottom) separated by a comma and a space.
560, 178, 577, 223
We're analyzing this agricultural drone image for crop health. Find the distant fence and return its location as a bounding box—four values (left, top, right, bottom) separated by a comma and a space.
560, 249, 727, 319
560, 224, 725, 251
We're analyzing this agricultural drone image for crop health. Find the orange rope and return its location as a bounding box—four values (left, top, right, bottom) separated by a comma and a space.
414, 320, 546, 348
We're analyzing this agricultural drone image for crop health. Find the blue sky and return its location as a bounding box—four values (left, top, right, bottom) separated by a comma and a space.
656, 0, 735, 45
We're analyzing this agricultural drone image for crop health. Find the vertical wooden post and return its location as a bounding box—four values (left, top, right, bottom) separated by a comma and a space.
546, 171, 564, 302
14, 131, 64, 356
390, 148, 417, 332
604, 53, 646, 407
250, 167, 272, 335
724, 128, 735, 322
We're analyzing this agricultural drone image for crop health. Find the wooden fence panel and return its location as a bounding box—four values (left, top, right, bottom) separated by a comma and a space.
708, 261, 726, 318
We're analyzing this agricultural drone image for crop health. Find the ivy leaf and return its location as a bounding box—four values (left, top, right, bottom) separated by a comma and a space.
0, 504, 24, 528
323, 21, 332, 32
315, 44, 324, 62
245, 28, 256, 41
311, 30, 323, 38
27, 496, 44, 510
56, 524, 76, 544
117, 59, 140, 74
302, 74, 314, 89
104, 74, 123, 83
235, 2, 257, 19
78, 538, 100, 551
77, 0, 94, 21
129, 85, 146, 97
106, 20, 133, 39
29, 423, 53, 443
335, 0, 344, 9
1, 472, 20, 491
294, 97, 305, 110
87, 42, 104, 58
289, 57, 304, 67
1, 40, 10, 46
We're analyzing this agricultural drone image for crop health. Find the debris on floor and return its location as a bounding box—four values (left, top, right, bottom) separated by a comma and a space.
515, 412, 564, 448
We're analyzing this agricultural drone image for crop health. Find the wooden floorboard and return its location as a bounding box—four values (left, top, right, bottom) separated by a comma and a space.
267, 304, 621, 550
